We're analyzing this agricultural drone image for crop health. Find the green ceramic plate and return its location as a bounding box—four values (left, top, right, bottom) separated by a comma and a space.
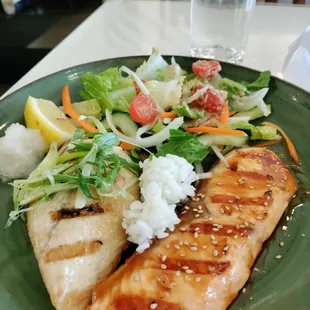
0, 56, 310, 310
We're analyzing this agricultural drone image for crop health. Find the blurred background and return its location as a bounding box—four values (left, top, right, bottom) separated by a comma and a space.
0, 0, 309, 96
0, 0, 102, 95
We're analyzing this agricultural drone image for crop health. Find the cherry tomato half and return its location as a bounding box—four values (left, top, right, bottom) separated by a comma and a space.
129, 93, 158, 124
192, 60, 221, 79
192, 86, 224, 114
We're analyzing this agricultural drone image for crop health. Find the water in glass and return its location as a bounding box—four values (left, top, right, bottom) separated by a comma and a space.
190, 0, 256, 63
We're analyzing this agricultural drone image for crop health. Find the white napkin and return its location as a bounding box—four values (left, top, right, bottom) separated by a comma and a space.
281, 26, 310, 92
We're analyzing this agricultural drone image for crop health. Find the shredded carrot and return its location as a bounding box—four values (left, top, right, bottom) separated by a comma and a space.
229, 110, 237, 116
120, 141, 135, 150
252, 138, 282, 148
219, 102, 229, 124
185, 126, 247, 136
62, 85, 98, 133
262, 121, 299, 163
160, 112, 177, 120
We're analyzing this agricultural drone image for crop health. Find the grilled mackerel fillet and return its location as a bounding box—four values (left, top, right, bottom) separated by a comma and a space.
89, 147, 297, 310
27, 169, 139, 310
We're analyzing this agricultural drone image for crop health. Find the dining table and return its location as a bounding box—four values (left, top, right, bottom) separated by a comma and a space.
3, 0, 310, 97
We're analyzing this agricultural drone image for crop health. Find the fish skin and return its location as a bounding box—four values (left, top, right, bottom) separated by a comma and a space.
27, 168, 139, 310
89, 147, 297, 310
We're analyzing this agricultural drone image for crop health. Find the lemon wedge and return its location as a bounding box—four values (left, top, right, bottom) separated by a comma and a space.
24, 96, 76, 147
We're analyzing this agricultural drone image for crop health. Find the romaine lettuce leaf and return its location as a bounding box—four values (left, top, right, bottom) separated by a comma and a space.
136, 49, 169, 80
80, 68, 136, 112
173, 102, 205, 119
145, 77, 184, 110
157, 129, 209, 164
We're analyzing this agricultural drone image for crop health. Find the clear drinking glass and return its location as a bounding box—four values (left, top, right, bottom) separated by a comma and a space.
190, 0, 256, 63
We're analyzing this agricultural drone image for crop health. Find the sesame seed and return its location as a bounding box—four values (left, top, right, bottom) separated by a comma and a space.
225, 206, 230, 211
213, 223, 219, 227
256, 216, 263, 220
196, 197, 201, 201
195, 214, 200, 218
212, 228, 219, 232
166, 245, 170, 249
194, 227, 200, 232
179, 241, 184, 246
197, 193, 203, 197
196, 277, 201, 282
160, 264, 167, 269
186, 269, 194, 274
176, 270, 181, 277
190, 246, 198, 251
249, 218, 256, 224
213, 250, 218, 257
227, 229, 233, 234
234, 206, 239, 211
134, 275, 140, 281
275, 255, 282, 259
191, 242, 198, 246
198, 205, 202, 210
249, 186, 254, 189
223, 245, 229, 251
279, 242, 284, 247
150, 303, 158, 309
202, 245, 208, 249
184, 241, 189, 245
210, 235, 215, 240
184, 206, 190, 210
244, 221, 249, 226
182, 266, 189, 270
264, 201, 268, 207
180, 253, 185, 257
201, 194, 205, 198
220, 208, 225, 214
238, 204, 243, 208
193, 208, 198, 212
216, 182, 222, 186
180, 227, 186, 232
198, 210, 203, 213
194, 232, 199, 238
286, 216, 290, 221
234, 234, 238, 239
209, 217, 213, 221
302, 233, 305, 237
181, 211, 187, 214
242, 288, 246, 293
254, 268, 260, 272
174, 245, 180, 250
185, 275, 190, 281
282, 225, 288, 231
212, 240, 218, 245
162, 255, 167, 261
235, 196, 240, 199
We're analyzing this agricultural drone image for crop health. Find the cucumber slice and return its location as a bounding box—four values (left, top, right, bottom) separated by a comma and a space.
198, 133, 249, 147
102, 113, 138, 138
152, 122, 166, 133
234, 105, 271, 121
250, 126, 277, 140
60, 99, 102, 119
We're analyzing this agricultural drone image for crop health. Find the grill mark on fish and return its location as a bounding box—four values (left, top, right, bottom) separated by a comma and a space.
158, 258, 230, 276
187, 223, 253, 237
112, 295, 184, 310
225, 170, 270, 181
50, 203, 104, 221
211, 194, 273, 206
44, 240, 103, 263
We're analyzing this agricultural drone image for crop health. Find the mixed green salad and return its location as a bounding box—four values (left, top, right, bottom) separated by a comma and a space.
6, 49, 299, 228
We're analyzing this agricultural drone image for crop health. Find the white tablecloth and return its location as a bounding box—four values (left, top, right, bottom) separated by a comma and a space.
4, 1, 310, 96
